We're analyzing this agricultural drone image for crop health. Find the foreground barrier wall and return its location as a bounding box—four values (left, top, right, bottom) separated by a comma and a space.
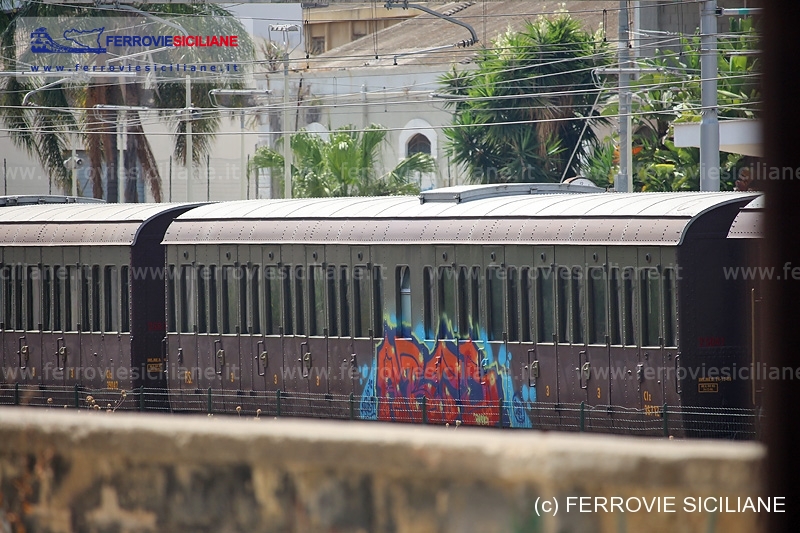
0, 408, 764, 533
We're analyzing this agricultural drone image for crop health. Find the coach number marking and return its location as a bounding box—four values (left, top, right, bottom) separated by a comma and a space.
545, 385, 550, 397
596, 387, 601, 399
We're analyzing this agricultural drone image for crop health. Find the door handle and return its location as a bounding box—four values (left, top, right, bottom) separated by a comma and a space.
300, 341, 311, 377
214, 339, 225, 375
18, 336, 29, 369
56, 337, 67, 370
527, 349, 537, 386
256, 340, 267, 377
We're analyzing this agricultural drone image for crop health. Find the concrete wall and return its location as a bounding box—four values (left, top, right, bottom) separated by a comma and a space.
0, 408, 765, 533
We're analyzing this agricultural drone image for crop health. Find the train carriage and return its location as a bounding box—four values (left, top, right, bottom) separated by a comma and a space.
0, 203, 197, 408
162, 185, 759, 434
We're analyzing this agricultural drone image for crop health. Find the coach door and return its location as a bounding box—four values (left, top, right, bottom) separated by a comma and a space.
606, 247, 638, 430
166, 246, 189, 408
40, 247, 63, 389
6, 247, 41, 386
434, 245, 458, 414
638, 247, 665, 420
78, 247, 105, 391
554, 246, 586, 421
584, 246, 611, 431
661, 251, 680, 410
454, 245, 486, 425
60, 249, 81, 390
258, 247, 284, 413
326, 245, 352, 417
531, 246, 558, 424
482, 246, 507, 424
194, 245, 222, 410
97, 250, 124, 392
350, 246, 374, 408
24, 247, 43, 387
216, 245, 242, 410
238, 245, 257, 393
281, 245, 309, 416
306, 246, 330, 416
502, 245, 533, 427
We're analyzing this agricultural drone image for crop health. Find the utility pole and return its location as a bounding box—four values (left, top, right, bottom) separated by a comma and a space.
185, 74, 193, 201
700, 0, 719, 191
117, 110, 126, 203
282, 52, 292, 199
616, 0, 633, 193
240, 111, 247, 200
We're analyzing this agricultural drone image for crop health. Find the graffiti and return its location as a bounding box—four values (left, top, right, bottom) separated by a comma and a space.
361, 319, 532, 428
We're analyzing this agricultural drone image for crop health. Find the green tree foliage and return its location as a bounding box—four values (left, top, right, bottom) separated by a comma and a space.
251, 124, 436, 198
598, 17, 759, 191
0, 3, 252, 201
440, 14, 611, 184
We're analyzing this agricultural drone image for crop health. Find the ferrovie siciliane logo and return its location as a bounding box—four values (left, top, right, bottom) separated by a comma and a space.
30, 25, 240, 54
30, 26, 107, 54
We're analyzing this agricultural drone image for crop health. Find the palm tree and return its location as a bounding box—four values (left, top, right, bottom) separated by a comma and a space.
252, 124, 436, 197
0, 3, 252, 201
440, 14, 611, 183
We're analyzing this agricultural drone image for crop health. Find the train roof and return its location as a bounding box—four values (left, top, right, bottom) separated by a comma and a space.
728, 195, 764, 239
0, 203, 198, 246
0, 195, 104, 207
165, 191, 759, 246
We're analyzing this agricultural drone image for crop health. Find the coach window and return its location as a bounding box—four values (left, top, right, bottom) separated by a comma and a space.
250, 266, 261, 335
457, 266, 468, 335
264, 266, 282, 335
327, 265, 338, 337
588, 267, 607, 345
80, 266, 90, 332
537, 267, 555, 343
423, 266, 434, 339
209, 266, 219, 334
470, 266, 481, 332
309, 265, 325, 336
0, 265, 8, 328
179, 265, 195, 334
53, 267, 62, 331
487, 266, 504, 341
282, 266, 293, 336
238, 266, 248, 334
66, 266, 78, 332
91, 265, 101, 332
221, 266, 235, 335
373, 266, 384, 335
25, 266, 41, 331
353, 266, 371, 338
339, 266, 350, 337
438, 266, 455, 328
120, 266, 129, 334
396, 266, 412, 338
167, 265, 176, 333
609, 268, 622, 345
556, 266, 569, 343
641, 268, 661, 347
623, 268, 636, 345
521, 268, 532, 343
197, 265, 208, 333
663, 268, 677, 347
507, 267, 520, 342
294, 266, 305, 336
43, 266, 52, 331
103, 266, 118, 332
571, 267, 584, 344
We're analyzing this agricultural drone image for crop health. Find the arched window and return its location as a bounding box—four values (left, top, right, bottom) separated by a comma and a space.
407, 134, 431, 156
